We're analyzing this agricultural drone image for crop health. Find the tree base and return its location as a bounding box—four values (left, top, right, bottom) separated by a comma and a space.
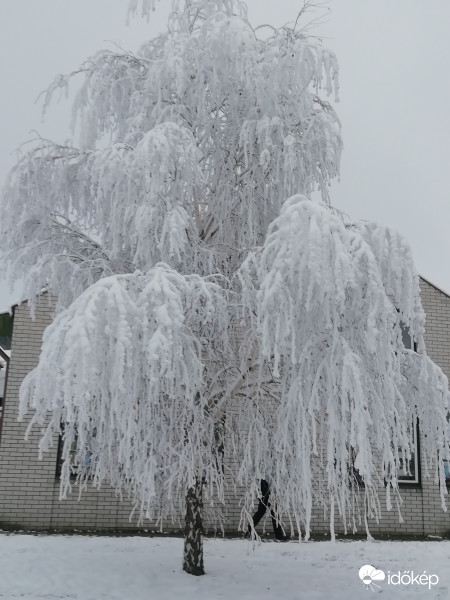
182, 479, 205, 576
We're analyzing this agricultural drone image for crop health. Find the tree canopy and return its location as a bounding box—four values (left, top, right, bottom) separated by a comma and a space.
1, 0, 449, 575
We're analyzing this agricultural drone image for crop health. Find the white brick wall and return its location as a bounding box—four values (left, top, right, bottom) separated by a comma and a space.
0, 279, 450, 538
0, 296, 142, 532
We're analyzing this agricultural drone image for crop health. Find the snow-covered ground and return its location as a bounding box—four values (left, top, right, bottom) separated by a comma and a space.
0, 534, 449, 599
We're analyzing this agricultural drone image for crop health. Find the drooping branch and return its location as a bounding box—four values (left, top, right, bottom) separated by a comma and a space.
3, 0, 449, 569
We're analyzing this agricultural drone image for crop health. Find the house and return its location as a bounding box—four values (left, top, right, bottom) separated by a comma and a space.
0, 277, 450, 537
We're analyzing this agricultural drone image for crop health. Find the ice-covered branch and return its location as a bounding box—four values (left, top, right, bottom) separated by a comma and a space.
3, 0, 449, 555
19, 265, 231, 522
238, 195, 450, 536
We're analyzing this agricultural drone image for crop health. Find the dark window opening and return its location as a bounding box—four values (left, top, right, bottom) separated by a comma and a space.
397, 419, 421, 486
400, 321, 418, 352
444, 462, 450, 487
55, 429, 92, 480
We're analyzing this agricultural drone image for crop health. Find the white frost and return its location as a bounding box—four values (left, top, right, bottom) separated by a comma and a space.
2, 0, 449, 540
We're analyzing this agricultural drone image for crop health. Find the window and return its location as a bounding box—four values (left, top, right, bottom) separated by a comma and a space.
397, 419, 420, 485
55, 429, 92, 479
0, 347, 10, 417
396, 322, 420, 485
0, 359, 6, 411
0, 314, 13, 419
444, 461, 450, 487
445, 413, 450, 488
400, 321, 417, 352
56, 433, 76, 479
348, 447, 364, 487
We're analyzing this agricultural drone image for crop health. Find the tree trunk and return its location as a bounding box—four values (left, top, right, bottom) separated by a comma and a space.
182, 477, 205, 576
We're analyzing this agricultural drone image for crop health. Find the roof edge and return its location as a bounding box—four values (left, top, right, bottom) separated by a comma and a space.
419, 275, 450, 299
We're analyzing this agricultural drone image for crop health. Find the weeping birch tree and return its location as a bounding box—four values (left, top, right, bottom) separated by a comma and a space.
1, 0, 450, 577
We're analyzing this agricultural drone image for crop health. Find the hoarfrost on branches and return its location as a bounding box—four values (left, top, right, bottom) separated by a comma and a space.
20, 265, 230, 524
1, 0, 450, 567
238, 196, 450, 537
2, 0, 340, 311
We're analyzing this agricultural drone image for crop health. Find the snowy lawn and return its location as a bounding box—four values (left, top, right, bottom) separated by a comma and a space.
0, 535, 449, 599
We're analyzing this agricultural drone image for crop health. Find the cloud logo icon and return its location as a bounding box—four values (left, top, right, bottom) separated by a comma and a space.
359, 565, 386, 591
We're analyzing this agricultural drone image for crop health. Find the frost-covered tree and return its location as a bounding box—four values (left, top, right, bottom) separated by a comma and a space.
1, 0, 450, 577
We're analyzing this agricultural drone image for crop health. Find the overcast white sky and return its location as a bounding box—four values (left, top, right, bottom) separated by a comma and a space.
1, 0, 450, 312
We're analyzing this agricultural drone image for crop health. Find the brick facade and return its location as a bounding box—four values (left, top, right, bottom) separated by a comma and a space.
0, 296, 144, 533
0, 278, 449, 538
